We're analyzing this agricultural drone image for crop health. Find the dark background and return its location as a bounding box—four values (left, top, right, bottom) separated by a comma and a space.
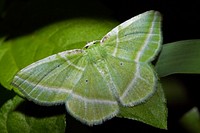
1, 0, 200, 43
0, 0, 200, 133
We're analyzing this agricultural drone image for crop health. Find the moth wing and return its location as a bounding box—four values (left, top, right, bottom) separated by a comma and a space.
101, 10, 162, 62
66, 63, 119, 125
106, 56, 157, 106
12, 49, 85, 105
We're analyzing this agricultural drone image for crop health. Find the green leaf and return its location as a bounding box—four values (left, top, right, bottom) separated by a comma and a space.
155, 39, 200, 77
0, 95, 66, 133
0, 18, 118, 92
0, 43, 8, 61
180, 107, 200, 133
118, 82, 167, 129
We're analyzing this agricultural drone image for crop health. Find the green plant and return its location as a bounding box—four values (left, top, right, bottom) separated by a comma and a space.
0, 0, 200, 133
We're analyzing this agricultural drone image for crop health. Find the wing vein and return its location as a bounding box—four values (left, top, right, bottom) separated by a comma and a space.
120, 63, 140, 100
112, 27, 119, 56
135, 12, 158, 62
93, 63, 118, 99
58, 53, 84, 71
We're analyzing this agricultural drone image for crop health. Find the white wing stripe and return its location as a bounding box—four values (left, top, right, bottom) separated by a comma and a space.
14, 76, 71, 93
93, 63, 119, 99
112, 27, 119, 56
120, 63, 140, 100
15, 76, 117, 105
71, 93, 118, 104
58, 52, 85, 71
135, 12, 158, 62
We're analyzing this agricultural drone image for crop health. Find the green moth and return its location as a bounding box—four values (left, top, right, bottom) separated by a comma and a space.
11, 10, 162, 125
